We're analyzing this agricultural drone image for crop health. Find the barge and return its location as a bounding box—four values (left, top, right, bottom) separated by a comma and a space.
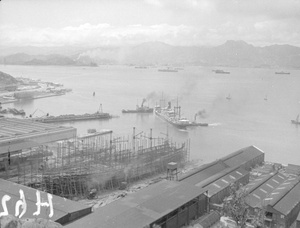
31, 112, 112, 123
32, 104, 112, 123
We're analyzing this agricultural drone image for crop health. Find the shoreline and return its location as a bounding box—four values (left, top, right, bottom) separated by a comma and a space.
0, 92, 66, 104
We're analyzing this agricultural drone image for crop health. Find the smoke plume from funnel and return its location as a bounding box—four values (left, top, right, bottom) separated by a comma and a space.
194, 109, 208, 120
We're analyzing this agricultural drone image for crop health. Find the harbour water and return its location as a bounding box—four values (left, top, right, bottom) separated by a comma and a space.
1, 65, 300, 165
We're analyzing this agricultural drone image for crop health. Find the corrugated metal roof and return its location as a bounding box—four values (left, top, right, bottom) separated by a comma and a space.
181, 161, 228, 186
244, 172, 277, 193
0, 179, 91, 224
205, 167, 249, 197
65, 180, 207, 228
0, 118, 76, 154
273, 181, 300, 216
222, 145, 264, 168
246, 173, 288, 208
266, 177, 300, 207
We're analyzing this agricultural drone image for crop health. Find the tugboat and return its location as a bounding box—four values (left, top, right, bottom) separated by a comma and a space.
122, 99, 153, 113
291, 114, 300, 125
155, 100, 208, 129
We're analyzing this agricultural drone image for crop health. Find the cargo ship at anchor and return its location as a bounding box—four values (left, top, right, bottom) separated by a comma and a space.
275, 71, 290, 75
155, 101, 208, 129
213, 69, 230, 74
122, 99, 153, 113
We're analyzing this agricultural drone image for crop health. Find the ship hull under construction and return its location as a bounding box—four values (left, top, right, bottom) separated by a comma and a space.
0, 130, 189, 199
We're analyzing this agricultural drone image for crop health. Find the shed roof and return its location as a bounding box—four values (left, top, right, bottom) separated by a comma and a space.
270, 180, 300, 216
244, 172, 277, 193
0, 118, 76, 154
0, 179, 91, 224
222, 145, 264, 168
65, 180, 207, 228
246, 172, 288, 208
180, 160, 229, 186
265, 177, 299, 208
205, 167, 249, 197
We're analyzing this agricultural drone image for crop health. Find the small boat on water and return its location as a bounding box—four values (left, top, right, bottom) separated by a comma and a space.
291, 114, 300, 125
122, 99, 153, 113
275, 71, 290, 75
226, 94, 231, 100
213, 69, 230, 74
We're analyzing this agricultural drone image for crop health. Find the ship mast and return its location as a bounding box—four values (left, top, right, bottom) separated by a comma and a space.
174, 96, 181, 119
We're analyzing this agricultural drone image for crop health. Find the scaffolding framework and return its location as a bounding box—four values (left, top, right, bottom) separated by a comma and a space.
0, 130, 190, 198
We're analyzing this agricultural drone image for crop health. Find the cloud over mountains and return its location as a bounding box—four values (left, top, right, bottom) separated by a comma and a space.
1, 0, 300, 47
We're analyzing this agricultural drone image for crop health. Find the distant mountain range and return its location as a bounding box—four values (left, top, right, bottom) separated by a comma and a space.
1, 40, 300, 68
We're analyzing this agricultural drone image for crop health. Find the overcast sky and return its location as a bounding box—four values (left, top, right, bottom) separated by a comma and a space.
1, 0, 300, 47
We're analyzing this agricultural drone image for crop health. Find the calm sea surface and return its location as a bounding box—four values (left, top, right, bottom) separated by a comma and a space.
1, 65, 300, 165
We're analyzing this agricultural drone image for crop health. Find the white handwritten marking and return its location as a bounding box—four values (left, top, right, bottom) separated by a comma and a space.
0, 195, 11, 217
33, 190, 54, 218
15, 189, 27, 218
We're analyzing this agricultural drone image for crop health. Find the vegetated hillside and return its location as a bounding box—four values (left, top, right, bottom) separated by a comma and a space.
1, 40, 300, 68
0, 71, 18, 85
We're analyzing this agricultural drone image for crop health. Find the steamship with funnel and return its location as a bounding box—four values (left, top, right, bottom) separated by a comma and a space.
155, 101, 208, 129
122, 98, 153, 113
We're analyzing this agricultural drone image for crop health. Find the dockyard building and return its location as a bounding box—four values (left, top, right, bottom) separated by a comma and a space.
65, 179, 209, 228
246, 172, 300, 228
179, 145, 264, 186
203, 167, 249, 208
220, 145, 265, 171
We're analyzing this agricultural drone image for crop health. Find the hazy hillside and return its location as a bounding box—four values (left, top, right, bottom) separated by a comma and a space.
1, 40, 300, 68
0, 71, 18, 85
0, 53, 94, 66
75, 40, 300, 68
